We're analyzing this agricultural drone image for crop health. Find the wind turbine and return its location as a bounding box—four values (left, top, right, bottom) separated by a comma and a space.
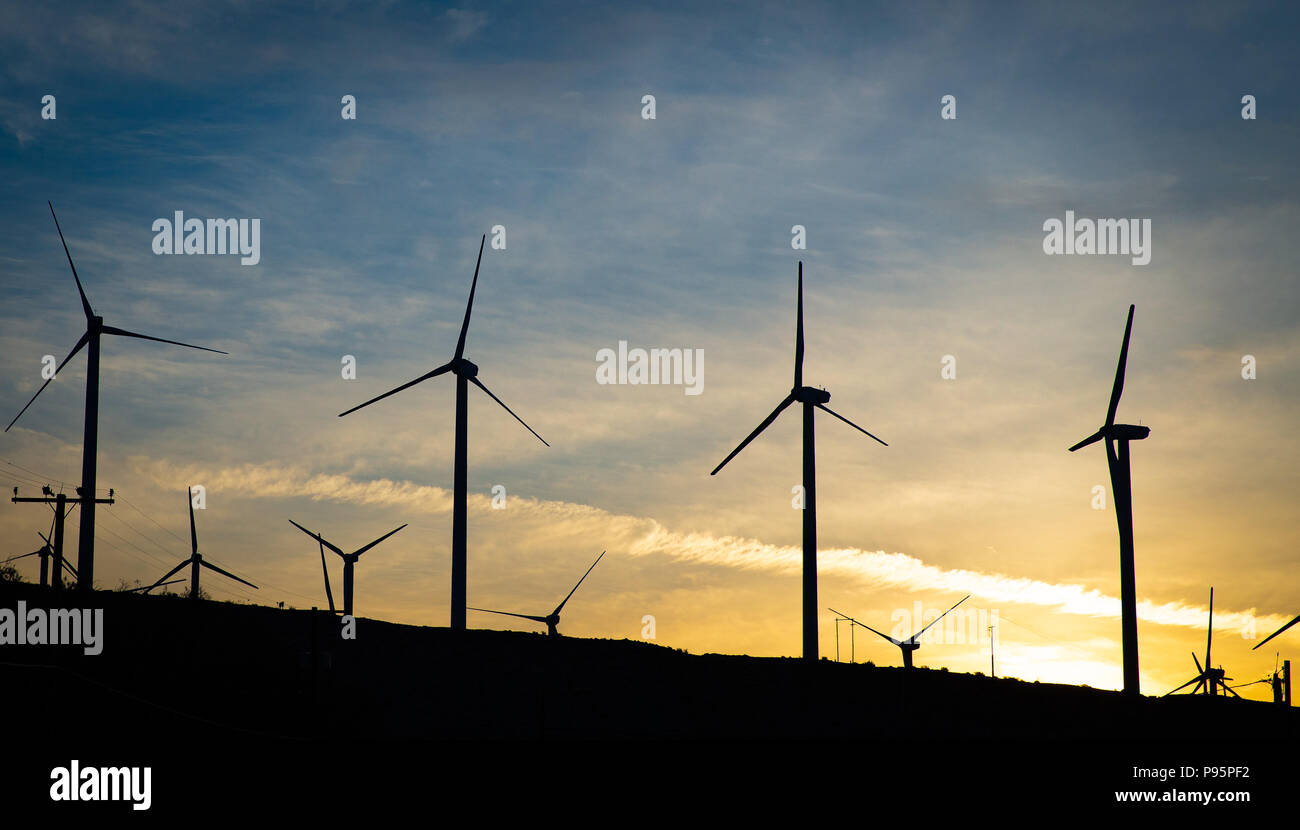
710, 262, 886, 660
469, 550, 605, 636
338, 234, 547, 629
287, 519, 407, 617
4, 531, 56, 586
5, 203, 227, 593
830, 595, 971, 669
1253, 613, 1300, 651
1069, 304, 1149, 696
1164, 588, 1239, 698
146, 487, 257, 600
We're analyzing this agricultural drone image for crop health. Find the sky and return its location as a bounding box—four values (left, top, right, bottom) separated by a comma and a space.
1, 0, 1298, 699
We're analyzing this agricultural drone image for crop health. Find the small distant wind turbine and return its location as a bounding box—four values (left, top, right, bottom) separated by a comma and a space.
830, 596, 971, 668
4, 531, 60, 586
5, 203, 227, 593
1253, 612, 1300, 651
288, 520, 406, 617
1165, 588, 1238, 697
469, 551, 605, 636
146, 487, 257, 599
711, 262, 886, 661
1069, 304, 1149, 696
339, 235, 547, 629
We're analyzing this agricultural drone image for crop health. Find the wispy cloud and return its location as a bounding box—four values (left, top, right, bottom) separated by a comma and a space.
133, 459, 1291, 638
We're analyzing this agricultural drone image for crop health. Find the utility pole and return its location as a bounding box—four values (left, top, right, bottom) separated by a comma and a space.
988, 624, 996, 678
11, 485, 114, 591
832, 613, 857, 664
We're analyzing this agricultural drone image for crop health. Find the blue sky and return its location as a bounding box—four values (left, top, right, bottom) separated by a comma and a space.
2, 1, 1298, 693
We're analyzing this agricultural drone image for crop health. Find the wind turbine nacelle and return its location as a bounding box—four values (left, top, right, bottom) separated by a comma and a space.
1109, 424, 1150, 441
454, 358, 479, 378
795, 386, 831, 404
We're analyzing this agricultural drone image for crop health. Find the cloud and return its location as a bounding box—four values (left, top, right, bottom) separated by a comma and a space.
132, 458, 1291, 639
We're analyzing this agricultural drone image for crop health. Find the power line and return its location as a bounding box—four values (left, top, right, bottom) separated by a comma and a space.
95, 520, 176, 569
2, 459, 69, 490
0, 467, 49, 490
114, 494, 190, 547
101, 504, 183, 560
1, 458, 108, 494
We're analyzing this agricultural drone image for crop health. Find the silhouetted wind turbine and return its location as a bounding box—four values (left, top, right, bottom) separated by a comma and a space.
1164, 588, 1239, 698
711, 262, 885, 660
1254, 613, 1300, 651
338, 235, 547, 629
830, 595, 971, 669
288, 519, 406, 617
1069, 304, 1149, 696
5, 203, 226, 593
4, 531, 55, 586
469, 550, 605, 636
146, 487, 257, 599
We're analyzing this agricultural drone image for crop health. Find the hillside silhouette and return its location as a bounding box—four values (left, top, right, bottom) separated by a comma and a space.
3, 581, 1295, 744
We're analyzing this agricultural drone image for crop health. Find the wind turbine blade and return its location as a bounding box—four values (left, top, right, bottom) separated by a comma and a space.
454, 235, 487, 361
552, 550, 605, 616
1253, 613, 1300, 650
795, 261, 804, 388
1222, 682, 1241, 699
287, 519, 345, 557
911, 594, 971, 642
338, 362, 453, 417
857, 622, 903, 647
1192, 652, 1203, 674
710, 393, 796, 475
147, 560, 190, 592
827, 609, 904, 646
3, 551, 43, 563
1068, 430, 1105, 452
319, 540, 335, 614
353, 523, 408, 557
5, 332, 89, 432
1163, 676, 1201, 697
101, 325, 227, 355
48, 202, 94, 319
187, 487, 198, 556
467, 607, 549, 624
815, 403, 887, 446
1105, 305, 1135, 427
129, 578, 185, 593
199, 559, 258, 590
468, 376, 549, 446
